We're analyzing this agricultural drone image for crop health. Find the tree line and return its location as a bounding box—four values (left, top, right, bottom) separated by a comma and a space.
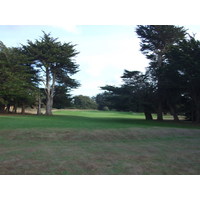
1, 26, 200, 122
97, 25, 200, 123
0, 32, 79, 115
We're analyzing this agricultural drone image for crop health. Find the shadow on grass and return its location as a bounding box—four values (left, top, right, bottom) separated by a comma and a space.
0, 113, 200, 130
50, 114, 200, 129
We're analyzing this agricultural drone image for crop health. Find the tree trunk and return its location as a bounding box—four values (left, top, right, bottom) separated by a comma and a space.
46, 92, 54, 115
195, 102, 200, 123
45, 67, 56, 116
37, 94, 41, 115
144, 111, 153, 120
7, 104, 11, 113
156, 53, 164, 121
196, 110, 200, 123
168, 102, 179, 121
192, 95, 200, 123
0, 105, 6, 113
45, 68, 53, 115
157, 102, 163, 121
21, 104, 25, 114
13, 104, 17, 113
46, 95, 52, 115
5, 104, 11, 113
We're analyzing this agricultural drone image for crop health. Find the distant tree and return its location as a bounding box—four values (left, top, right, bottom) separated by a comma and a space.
121, 70, 155, 120
100, 84, 140, 112
22, 32, 80, 115
101, 70, 155, 120
136, 25, 186, 120
73, 95, 97, 109
95, 92, 113, 110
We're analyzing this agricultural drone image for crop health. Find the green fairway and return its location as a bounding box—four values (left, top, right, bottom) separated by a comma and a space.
0, 110, 200, 175
0, 110, 199, 130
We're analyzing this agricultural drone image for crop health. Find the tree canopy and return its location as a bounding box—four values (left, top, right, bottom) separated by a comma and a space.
22, 32, 80, 115
0, 42, 38, 113
73, 95, 98, 109
98, 26, 200, 123
1, 26, 200, 123
136, 25, 187, 120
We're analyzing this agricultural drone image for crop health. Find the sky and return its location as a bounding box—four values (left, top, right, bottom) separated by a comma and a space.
1, 25, 200, 97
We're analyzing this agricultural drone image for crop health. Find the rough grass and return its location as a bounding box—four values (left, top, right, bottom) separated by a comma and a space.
0, 110, 200, 175
0, 127, 200, 175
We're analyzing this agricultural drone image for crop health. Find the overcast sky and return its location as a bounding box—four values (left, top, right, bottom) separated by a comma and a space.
1, 25, 200, 97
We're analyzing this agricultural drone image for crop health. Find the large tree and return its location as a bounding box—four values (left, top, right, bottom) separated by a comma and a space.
0, 42, 37, 113
100, 70, 155, 120
23, 32, 80, 115
136, 25, 186, 120
166, 36, 200, 122
121, 70, 155, 120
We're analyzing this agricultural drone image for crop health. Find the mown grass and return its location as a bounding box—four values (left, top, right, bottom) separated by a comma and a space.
0, 110, 200, 175
0, 110, 199, 130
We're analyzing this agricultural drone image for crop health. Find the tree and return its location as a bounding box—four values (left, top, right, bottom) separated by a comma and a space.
53, 85, 72, 109
156, 63, 182, 121
101, 70, 155, 120
100, 85, 130, 111
95, 92, 115, 110
73, 95, 97, 109
121, 70, 155, 120
22, 32, 80, 115
166, 36, 200, 122
136, 25, 186, 120
0, 42, 38, 113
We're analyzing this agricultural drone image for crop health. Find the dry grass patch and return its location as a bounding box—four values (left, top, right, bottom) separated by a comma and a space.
0, 127, 200, 174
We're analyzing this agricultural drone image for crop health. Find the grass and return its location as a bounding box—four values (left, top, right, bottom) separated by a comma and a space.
0, 110, 200, 174
0, 110, 199, 130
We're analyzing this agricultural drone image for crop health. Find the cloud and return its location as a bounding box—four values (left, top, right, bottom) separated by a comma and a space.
72, 35, 150, 96
79, 54, 109, 77
71, 79, 105, 97
78, 37, 148, 76
68, 26, 152, 96
52, 25, 80, 34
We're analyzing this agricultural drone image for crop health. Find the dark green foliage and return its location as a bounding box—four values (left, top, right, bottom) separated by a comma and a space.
53, 85, 72, 109
100, 85, 131, 111
73, 95, 98, 109
22, 32, 80, 115
99, 26, 199, 122
136, 25, 186, 120
100, 70, 155, 120
136, 25, 186, 60
0, 42, 38, 113
166, 36, 200, 122
0, 32, 80, 115
95, 92, 116, 110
